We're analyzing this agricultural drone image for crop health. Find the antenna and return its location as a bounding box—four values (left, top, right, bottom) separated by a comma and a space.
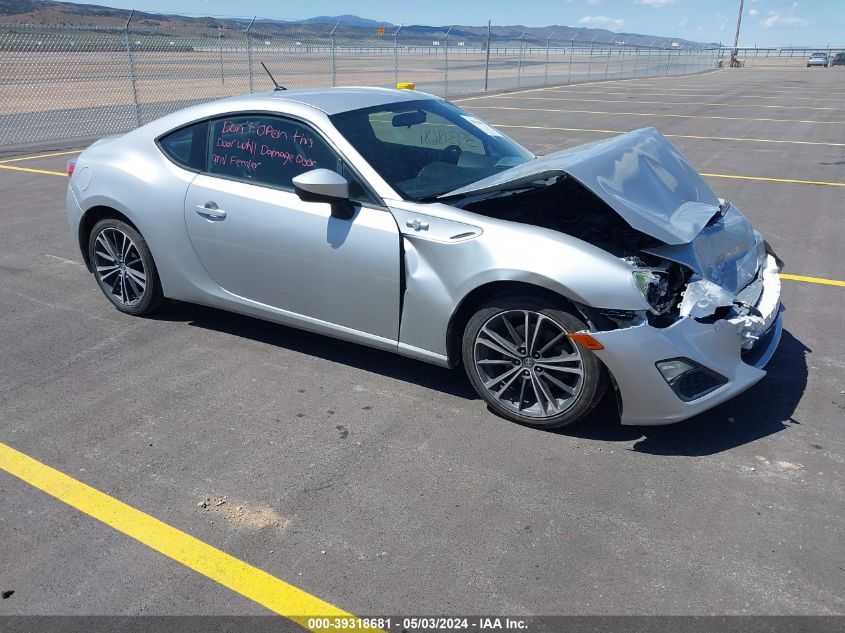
260, 62, 286, 91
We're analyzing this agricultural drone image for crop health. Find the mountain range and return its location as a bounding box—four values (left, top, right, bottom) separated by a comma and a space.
0, 1, 715, 48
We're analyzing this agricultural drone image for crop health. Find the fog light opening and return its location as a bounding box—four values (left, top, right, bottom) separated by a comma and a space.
656, 358, 727, 402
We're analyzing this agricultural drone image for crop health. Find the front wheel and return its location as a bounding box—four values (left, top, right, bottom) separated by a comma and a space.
88, 218, 164, 316
462, 294, 607, 428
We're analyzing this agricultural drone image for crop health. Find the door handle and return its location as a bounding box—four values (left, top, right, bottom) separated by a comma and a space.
195, 202, 226, 220
406, 218, 429, 231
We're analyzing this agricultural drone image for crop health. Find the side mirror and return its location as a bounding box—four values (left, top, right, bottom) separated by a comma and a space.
292, 169, 355, 220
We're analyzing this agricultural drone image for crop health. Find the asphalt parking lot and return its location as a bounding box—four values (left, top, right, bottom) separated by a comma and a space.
0, 68, 843, 622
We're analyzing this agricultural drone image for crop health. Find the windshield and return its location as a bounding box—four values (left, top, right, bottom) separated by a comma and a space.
330, 99, 533, 200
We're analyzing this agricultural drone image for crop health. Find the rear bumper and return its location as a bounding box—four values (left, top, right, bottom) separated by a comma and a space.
590, 256, 783, 426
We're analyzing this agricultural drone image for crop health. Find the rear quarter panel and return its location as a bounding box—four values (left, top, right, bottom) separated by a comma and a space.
71, 131, 216, 302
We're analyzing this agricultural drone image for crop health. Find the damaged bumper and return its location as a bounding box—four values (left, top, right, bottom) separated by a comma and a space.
589, 255, 783, 426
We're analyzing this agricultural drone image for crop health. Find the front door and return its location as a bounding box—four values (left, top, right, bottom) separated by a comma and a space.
183, 114, 401, 341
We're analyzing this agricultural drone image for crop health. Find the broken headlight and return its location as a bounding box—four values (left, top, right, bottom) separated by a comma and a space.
632, 269, 675, 315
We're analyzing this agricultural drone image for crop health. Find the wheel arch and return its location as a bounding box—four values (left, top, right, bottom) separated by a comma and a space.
78, 205, 141, 272
445, 280, 579, 368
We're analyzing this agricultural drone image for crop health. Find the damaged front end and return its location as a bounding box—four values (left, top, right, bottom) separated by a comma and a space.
448, 127, 784, 424
583, 206, 784, 424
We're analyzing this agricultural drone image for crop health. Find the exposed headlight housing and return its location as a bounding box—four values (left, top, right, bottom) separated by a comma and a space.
632, 269, 674, 314
656, 358, 727, 402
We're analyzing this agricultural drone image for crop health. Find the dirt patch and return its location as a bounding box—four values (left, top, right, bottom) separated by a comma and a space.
197, 496, 290, 531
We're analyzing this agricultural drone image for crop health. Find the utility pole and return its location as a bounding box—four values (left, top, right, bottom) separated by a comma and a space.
730, 0, 745, 67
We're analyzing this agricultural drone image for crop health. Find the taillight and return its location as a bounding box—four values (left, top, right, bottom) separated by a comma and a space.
66, 160, 76, 177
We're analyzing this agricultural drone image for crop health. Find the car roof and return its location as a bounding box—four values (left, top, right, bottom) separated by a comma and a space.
257, 86, 437, 115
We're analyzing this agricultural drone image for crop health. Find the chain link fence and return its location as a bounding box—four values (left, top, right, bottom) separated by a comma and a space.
0, 20, 724, 148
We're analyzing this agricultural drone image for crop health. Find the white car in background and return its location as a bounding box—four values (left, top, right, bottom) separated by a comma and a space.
807, 52, 829, 67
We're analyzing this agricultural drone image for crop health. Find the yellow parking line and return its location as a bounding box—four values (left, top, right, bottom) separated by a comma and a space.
540, 88, 845, 103
781, 274, 845, 287
491, 123, 845, 148
0, 149, 81, 164
0, 164, 67, 177
488, 95, 837, 111
495, 124, 624, 135
700, 172, 845, 187
0, 441, 375, 632
602, 85, 845, 96
476, 105, 844, 125
453, 70, 722, 103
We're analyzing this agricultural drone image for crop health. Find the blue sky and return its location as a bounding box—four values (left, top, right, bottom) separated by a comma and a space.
80, 1, 843, 46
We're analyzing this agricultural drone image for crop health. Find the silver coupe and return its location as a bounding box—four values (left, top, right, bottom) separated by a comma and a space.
66, 87, 783, 428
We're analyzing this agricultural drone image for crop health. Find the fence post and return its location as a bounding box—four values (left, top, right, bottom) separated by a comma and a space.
123, 10, 141, 127
484, 21, 491, 91
633, 46, 639, 77
330, 20, 340, 87
567, 38, 574, 84
544, 32, 555, 86
443, 26, 453, 95
618, 45, 624, 79
664, 48, 671, 76
245, 17, 256, 93
217, 27, 225, 85
587, 42, 594, 80
604, 45, 610, 80
393, 24, 403, 86
647, 43, 654, 77
516, 31, 526, 88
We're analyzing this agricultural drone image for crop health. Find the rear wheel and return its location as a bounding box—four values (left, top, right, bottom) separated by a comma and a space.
88, 218, 164, 316
462, 294, 606, 428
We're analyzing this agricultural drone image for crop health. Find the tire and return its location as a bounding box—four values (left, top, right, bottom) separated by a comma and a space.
88, 218, 165, 316
462, 293, 607, 428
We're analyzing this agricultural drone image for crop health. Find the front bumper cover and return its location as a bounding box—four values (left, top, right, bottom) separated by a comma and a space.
590, 255, 783, 426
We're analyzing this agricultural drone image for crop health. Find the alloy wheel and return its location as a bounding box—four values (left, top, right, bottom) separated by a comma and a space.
473, 310, 585, 420
93, 227, 147, 307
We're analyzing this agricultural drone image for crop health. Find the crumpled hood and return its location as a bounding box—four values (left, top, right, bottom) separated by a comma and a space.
444, 127, 721, 246
645, 204, 766, 295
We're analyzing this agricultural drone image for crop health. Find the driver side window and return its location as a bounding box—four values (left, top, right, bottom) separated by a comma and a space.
206, 115, 377, 205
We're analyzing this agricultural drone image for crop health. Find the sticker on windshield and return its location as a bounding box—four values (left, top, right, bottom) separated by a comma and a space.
495, 156, 524, 168
461, 115, 504, 137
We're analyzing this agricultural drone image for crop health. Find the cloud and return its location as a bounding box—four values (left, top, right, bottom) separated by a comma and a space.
635, 0, 678, 6
585, 0, 602, 4
578, 15, 625, 30
676, 17, 689, 28
748, 8, 759, 16
761, 13, 812, 28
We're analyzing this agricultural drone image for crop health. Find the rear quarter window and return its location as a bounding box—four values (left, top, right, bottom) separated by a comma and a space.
157, 121, 208, 171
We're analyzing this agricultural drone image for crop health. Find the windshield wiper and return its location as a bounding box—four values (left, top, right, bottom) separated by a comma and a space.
416, 191, 462, 203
